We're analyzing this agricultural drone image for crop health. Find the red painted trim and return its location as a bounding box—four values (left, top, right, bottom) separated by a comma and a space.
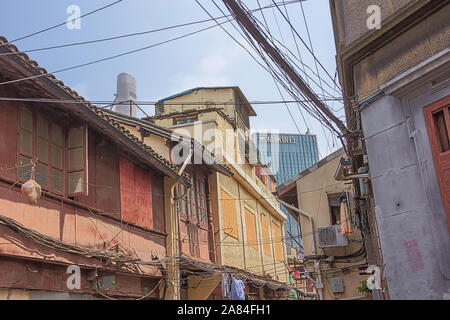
424, 95, 450, 232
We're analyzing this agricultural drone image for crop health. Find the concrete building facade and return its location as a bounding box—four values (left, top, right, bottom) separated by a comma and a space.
253, 132, 319, 258
277, 149, 371, 300
329, 0, 450, 299
151, 87, 293, 299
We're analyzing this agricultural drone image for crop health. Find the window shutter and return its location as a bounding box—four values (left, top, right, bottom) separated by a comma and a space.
67, 124, 88, 196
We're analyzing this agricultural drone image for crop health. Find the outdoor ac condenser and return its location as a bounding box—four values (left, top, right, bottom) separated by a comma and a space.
317, 225, 349, 248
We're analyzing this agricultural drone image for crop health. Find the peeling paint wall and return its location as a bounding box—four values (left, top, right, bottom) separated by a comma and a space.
360, 63, 450, 299
335, 0, 414, 46
353, 4, 450, 100
331, 0, 450, 299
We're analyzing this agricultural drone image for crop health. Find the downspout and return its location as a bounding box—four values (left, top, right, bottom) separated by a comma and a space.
276, 197, 324, 300
206, 176, 216, 264
168, 149, 192, 299
276, 198, 316, 255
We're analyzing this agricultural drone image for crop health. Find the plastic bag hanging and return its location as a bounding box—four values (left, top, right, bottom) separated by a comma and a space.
20, 160, 41, 205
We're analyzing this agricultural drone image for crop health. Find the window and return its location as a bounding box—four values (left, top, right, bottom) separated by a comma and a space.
18, 107, 87, 197
433, 108, 450, 152
272, 221, 284, 261
425, 97, 450, 232
328, 195, 341, 225
244, 208, 258, 250
119, 157, 153, 229
174, 116, 197, 125
220, 189, 239, 239
260, 212, 271, 256
175, 173, 208, 225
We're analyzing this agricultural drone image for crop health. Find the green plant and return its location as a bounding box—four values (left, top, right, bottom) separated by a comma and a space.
357, 280, 371, 295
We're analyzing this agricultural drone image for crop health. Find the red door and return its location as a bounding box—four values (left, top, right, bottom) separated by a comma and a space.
424, 95, 450, 232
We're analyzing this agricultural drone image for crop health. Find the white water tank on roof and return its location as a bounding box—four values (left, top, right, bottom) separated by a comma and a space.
116, 73, 137, 117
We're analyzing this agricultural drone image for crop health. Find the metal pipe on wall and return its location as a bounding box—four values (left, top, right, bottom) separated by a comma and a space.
276, 197, 323, 300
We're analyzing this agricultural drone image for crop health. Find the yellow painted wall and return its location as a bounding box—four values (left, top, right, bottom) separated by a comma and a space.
0, 288, 30, 300
155, 88, 290, 287
295, 151, 369, 300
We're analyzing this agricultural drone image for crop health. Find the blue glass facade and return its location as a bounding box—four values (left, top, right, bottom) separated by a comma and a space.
253, 133, 319, 256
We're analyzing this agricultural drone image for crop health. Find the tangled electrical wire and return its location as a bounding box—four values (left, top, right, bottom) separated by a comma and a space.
0, 213, 309, 298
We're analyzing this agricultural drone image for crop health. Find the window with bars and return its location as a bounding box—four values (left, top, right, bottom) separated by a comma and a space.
18, 107, 88, 197
175, 173, 208, 224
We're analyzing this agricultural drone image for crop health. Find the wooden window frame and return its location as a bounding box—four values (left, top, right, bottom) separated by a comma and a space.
18, 106, 88, 198
424, 95, 450, 232
175, 172, 209, 228
67, 124, 88, 197
327, 194, 342, 225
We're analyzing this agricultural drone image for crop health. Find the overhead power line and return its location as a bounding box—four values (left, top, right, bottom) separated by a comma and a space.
220, 0, 348, 138
0, 97, 344, 105
0, 1, 306, 87
0, 22, 225, 87
0, 0, 124, 47
0, 0, 304, 57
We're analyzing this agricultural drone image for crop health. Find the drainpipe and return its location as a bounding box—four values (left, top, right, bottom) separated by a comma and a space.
276, 198, 316, 255
276, 197, 323, 300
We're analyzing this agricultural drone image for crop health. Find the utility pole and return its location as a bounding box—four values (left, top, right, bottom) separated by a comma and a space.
221, 0, 348, 137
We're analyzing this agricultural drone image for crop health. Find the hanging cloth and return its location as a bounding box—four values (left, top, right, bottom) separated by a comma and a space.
221, 273, 231, 298
230, 276, 245, 300
340, 200, 353, 236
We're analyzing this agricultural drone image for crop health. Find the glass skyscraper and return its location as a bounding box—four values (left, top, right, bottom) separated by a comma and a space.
253, 132, 319, 256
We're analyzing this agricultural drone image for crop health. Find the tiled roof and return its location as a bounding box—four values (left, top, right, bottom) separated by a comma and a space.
0, 36, 190, 183
101, 108, 233, 176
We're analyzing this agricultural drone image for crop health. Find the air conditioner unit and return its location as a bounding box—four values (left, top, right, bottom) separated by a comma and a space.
316, 225, 348, 248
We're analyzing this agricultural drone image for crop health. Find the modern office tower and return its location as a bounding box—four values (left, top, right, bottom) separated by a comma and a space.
253, 132, 319, 256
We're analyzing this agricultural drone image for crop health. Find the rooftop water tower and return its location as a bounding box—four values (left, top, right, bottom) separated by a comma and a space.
115, 73, 137, 117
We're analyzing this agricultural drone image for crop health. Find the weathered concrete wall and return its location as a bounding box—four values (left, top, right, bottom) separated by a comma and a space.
360, 53, 450, 299
0, 181, 165, 276
334, 0, 414, 46
353, 4, 450, 100
160, 88, 235, 116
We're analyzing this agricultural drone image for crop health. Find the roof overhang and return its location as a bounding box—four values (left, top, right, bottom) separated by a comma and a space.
0, 36, 191, 186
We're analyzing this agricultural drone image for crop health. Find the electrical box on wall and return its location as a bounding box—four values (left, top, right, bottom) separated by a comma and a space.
330, 277, 344, 293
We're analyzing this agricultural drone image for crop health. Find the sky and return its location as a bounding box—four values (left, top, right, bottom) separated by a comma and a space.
1, 0, 344, 158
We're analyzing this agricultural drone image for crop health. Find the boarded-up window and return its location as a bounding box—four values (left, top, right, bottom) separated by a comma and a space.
260, 213, 271, 256
67, 125, 88, 196
119, 157, 153, 229
245, 208, 258, 250
272, 221, 284, 261
221, 189, 238, 239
